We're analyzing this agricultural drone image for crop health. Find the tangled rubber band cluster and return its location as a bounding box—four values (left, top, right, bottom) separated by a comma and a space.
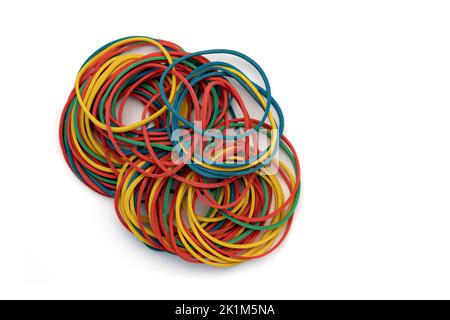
59, 36, 301, 267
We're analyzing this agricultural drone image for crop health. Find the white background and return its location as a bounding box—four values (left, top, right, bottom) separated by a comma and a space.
1, 0, 450, 300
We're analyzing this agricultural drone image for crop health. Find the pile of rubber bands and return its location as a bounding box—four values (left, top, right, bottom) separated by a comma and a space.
59, 36, 301, 267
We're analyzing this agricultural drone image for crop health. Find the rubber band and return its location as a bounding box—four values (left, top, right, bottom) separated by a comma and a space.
59, 36, 301, 267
